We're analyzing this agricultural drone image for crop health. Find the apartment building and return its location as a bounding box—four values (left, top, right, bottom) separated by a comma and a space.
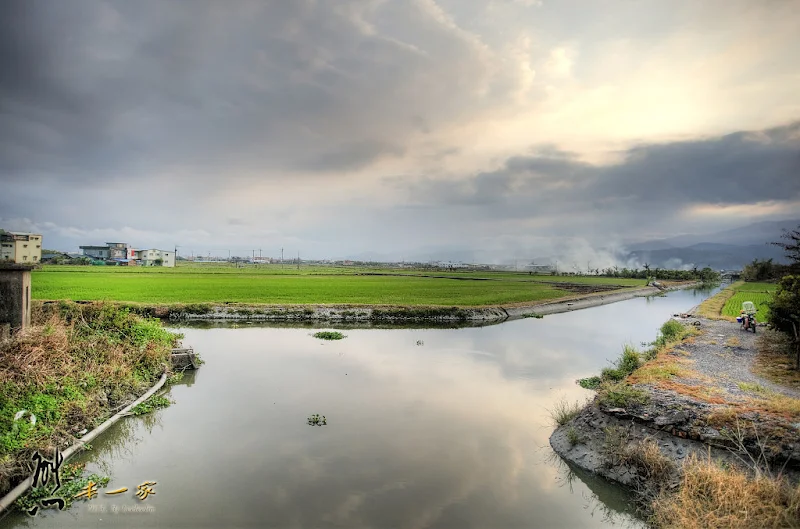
0, 232, 43, 264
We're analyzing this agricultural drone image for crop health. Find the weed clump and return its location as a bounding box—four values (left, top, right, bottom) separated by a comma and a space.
307, 414, 327, 426
15, 462, 111, 513
598, 381, 650, 408
549, 397, 585, 426
566, 425, 582, 446
601, 344, 641, 381
131, 395, 172, 416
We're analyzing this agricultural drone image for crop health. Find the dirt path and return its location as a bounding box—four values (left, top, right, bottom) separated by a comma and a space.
675, 316, 800, 400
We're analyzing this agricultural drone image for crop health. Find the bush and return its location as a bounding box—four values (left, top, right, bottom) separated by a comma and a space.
601, 344, 641, 381
768, 275, 800, 369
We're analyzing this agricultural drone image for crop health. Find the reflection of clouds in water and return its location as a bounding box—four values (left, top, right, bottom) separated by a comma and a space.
205, 333, 615, 528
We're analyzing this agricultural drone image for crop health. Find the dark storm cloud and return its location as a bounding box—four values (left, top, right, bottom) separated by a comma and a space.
400, 121, 800, 219
0, 0, 516, 184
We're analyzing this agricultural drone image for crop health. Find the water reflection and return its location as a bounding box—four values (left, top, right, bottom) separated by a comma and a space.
2, 288, 716, 529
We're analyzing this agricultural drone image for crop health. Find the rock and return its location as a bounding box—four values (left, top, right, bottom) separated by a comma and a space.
655, 411, 688, 426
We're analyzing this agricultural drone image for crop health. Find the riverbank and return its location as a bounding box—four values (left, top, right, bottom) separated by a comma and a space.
0, 302, 182, 501
46, 282, 699, 326
549, 306, 800, 526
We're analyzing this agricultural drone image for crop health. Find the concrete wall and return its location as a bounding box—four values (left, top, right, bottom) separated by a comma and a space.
0, 265, 32, 332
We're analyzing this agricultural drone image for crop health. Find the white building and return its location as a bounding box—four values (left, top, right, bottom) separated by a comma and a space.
135, 249, 175, 267
1, 232, 43, 264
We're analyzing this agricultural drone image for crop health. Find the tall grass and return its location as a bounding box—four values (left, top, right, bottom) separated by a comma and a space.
652, 454, 800, 529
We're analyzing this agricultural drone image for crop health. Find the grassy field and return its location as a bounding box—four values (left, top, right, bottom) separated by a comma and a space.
699, 281, 776, 321
723, 282, 776, 322
31, 265, 645, 306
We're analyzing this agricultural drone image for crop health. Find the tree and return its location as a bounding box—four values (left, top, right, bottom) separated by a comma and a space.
772, 224, 800, 271
768, 275, 800, 369
154, 258, 163, 266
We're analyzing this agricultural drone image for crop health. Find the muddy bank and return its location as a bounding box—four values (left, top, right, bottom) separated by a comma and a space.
60, 282, 698, 326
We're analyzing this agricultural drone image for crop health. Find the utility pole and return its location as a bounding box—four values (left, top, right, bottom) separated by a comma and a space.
281, 248, 284, 269
297, 251, 300, 270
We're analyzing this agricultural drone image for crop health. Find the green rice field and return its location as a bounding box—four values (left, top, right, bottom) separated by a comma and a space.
721, 282, 776, 322
31, 265, 645, 306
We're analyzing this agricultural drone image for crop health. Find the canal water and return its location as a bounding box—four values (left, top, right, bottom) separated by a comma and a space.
1, 286, 719, 529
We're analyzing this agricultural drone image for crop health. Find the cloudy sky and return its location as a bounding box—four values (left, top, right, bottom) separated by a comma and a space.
1, 0, 799, 262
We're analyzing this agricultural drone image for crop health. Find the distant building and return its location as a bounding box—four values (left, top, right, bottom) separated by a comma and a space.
135, 249, 175, 267
0, 232, 43, 264
80, 242, 136, 260
41, 251, 71, 262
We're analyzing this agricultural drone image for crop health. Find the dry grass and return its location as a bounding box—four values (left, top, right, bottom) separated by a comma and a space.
750, 393, 800, 421
754, 329, 800, 390
695, 283, 741, 321
652, 454, 800, 529
0, 302, 180, 497
706, 406, 741, 429
628, 355, 695, 385
707, 391, 800, 425
725, 336, 741, 348
625, 439, 675, 492
656, 380, 728, 404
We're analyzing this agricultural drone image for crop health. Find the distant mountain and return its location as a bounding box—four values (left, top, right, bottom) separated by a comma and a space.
627, 243, 788, 270
622, 219, 797, 269
627, 219, 799, 252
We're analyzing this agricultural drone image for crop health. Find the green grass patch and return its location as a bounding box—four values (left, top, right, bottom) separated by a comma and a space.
598, 381, 651, 408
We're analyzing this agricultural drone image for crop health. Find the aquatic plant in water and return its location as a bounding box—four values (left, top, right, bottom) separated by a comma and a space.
313, 331, 346, 340
307, 414, 327, 426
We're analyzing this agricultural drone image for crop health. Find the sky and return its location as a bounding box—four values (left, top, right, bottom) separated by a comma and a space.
1, 0, 799, 263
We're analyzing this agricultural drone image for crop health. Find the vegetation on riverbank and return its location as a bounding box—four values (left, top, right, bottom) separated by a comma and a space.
578, 320, 697, 392
0, 301, 181, 497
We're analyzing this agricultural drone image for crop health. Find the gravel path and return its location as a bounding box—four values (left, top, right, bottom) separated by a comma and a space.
673, 316, 800, 400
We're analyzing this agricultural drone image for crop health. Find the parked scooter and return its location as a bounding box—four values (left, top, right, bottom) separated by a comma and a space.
737, 301, 757, 333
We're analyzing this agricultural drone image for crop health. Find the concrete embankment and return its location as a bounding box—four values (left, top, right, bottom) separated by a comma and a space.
99, 282, 697, 326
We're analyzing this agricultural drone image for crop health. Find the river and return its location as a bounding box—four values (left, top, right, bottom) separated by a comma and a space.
0, 286, 719, 529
